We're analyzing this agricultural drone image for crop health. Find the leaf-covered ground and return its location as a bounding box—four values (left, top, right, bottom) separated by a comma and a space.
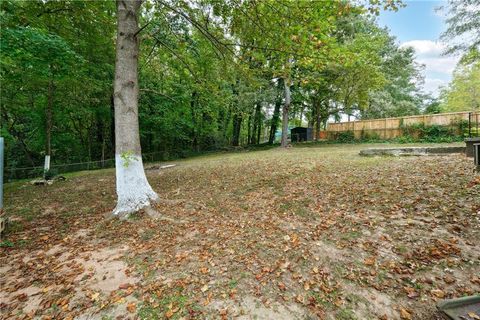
1, 143, 479, 320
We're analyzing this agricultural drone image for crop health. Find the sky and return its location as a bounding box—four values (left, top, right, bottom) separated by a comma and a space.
377, 0, 459, 97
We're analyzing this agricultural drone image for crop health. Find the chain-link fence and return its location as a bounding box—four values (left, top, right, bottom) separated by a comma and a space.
4, 150, 189, 181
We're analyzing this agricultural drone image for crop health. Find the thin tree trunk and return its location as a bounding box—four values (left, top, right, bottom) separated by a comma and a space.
247, 111, 252, 145
222, 107, 231, 142
101, 136, 106, 167
232, 114, 242, 146
256, 118, 261, 144
113, 0, 158, 217
316, 114, 322, 141
44, 78, 54, 173
250, 112, 255, 144
190, 91, 198, 151
299, 107, 304, 127
87, 118, 92, 161
281, 77, 291, 148
97, 115, 104, 161
269, 99, 281, 144
250, 103, 261, 144
315, 101, 321, 141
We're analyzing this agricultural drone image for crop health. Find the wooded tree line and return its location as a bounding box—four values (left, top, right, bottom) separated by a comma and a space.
435, 0, 480, 114
439, 61, 479, 113
0, 0, 471, 170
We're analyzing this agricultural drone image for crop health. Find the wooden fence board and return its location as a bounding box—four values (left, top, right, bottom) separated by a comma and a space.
325, 111, 479, 139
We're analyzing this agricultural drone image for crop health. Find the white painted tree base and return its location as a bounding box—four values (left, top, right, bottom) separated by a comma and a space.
44, 155, 51, 171
113, 154, 159, 217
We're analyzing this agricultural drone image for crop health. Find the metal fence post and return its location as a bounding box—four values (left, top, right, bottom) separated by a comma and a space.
469, 112, 472, 138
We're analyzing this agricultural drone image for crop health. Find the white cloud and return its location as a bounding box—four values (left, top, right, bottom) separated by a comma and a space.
400, 40, 460, 97
401, 40, 444, 56
416, 56, 458, 74
424, 78, 447, 94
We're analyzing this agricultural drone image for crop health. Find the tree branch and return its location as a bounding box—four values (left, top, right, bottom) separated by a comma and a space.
140, 88, 178, 102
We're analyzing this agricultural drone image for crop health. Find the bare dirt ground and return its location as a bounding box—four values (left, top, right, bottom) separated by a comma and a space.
1, 143, 479, 320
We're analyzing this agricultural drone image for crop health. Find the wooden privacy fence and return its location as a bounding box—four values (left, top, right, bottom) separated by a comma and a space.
326, 111, 479, 140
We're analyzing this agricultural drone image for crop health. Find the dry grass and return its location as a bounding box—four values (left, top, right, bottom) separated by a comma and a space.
1, 143, 479, 320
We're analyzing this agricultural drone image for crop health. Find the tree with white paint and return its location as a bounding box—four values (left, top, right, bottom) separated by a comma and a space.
113, 0, 158, 217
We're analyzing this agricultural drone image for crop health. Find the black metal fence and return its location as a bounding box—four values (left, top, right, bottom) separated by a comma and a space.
468, 112, 479, 137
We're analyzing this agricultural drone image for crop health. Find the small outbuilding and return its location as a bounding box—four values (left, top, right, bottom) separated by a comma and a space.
291, 127, 313, 142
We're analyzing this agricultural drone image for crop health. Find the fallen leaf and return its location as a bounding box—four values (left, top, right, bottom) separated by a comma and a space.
404, 286, 418, 299
334, 298, 343, 307
431, 289, 445, 298
219, 308, 228, 316
165, 309, 174, 318
295, 295, 305, 304
303, 282, 310, 291
364, 257, 376, 266
16, 293, 28, 301
119, 283, 132, 290
400, 308, 412, 320
126, 302, 136, 313
199, 267, 210, 274
443, 275, 455, 284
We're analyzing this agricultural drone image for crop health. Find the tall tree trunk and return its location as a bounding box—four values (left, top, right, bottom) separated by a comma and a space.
255, 104, 262, 144
232, 114, 242, 146
315, 101, 321, 141
256, 118, 262, 144
247, 111, 252, 145
281, 77, 291, 148
44, 78, 54, 174
269, 99, 281, 144
315, 114, 322, 141
299, 107, 304, 127
101, 136, 106, 167
97, 114, 105, 162
113, 0, 158, 217
222, 107, 231, 142
190, 91, 198, 151
250, 103, 261, 144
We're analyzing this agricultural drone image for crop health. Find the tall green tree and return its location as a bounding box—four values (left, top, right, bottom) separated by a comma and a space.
440, 61, 480, 112
440, 0, 480, 61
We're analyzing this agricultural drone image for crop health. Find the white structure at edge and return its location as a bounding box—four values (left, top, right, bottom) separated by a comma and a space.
113, 154, 158, 215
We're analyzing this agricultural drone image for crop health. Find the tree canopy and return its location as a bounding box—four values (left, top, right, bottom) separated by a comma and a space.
1, 0, 430, 173
440, 61, 480, 112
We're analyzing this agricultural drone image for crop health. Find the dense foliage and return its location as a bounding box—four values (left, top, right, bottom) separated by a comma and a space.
438, 0, 479, 113
1, 0, 430, 172
440, 0, 480, 60
440, 60, 479, 112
